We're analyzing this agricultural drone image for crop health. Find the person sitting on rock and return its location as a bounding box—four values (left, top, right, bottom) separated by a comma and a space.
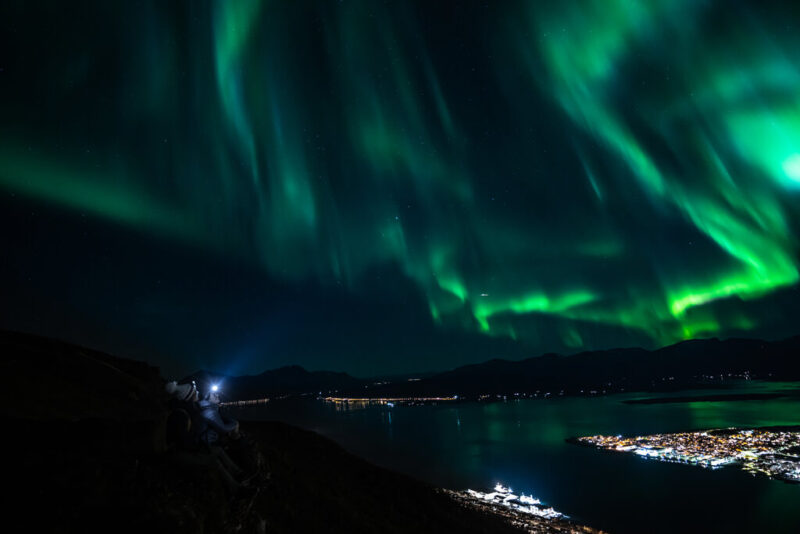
196, 387, 240, 446
164, 380, 252, 496
199, 387, 264, 480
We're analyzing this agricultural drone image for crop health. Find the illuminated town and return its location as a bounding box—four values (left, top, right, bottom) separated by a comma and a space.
577, 428, 800, 483
323, 396, 458, 407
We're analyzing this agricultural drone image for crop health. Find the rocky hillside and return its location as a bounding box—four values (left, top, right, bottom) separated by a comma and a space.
3, 330, 595, 533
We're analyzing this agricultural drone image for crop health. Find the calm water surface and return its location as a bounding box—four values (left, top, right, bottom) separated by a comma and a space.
231, 381, 800, 533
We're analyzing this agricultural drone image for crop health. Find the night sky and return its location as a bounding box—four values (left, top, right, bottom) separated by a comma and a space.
2, 1, 800, 377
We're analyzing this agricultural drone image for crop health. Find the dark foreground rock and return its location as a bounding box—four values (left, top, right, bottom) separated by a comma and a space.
3, 330, 594, 533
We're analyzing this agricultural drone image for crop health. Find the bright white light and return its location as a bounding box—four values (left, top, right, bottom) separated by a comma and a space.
211, 385, 219, 392
781, 153, 800, 182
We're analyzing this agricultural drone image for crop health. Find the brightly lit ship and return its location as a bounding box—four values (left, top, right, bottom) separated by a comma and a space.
463, 482, 564, 520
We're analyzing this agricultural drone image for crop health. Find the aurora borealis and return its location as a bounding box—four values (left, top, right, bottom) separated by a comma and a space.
2, 1, 800, 375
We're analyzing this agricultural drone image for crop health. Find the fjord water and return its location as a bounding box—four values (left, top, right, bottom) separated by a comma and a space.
232, 381, 800, 533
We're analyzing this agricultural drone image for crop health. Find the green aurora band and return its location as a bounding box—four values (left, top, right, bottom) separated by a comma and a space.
1, 0, 799, 355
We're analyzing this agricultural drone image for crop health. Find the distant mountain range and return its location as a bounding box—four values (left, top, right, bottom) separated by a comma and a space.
188, 336, 800, 401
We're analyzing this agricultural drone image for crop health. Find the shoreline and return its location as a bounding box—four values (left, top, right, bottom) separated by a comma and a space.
622, 393, 790, 404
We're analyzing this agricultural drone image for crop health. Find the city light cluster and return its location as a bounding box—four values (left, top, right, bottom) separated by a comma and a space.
324, 396, 457, 407
578, 429, 800, 483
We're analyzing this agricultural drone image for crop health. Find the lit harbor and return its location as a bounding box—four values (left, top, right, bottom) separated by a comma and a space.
443, 483, 600, 533
323, 396, 458, 407
463, 483, 564, 520
576, 428, 800, 483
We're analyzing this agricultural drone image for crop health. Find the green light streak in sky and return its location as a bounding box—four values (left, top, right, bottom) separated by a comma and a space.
0, 148, 195, 240
726, 106, 800, 187
474, 290, 597, 333
1, 0, 799, 358
523, 0, 799, 335
783, 154, 800, 182
213, 0, 262, 185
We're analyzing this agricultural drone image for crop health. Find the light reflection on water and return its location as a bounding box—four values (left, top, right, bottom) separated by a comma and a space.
231, 381, 800, 534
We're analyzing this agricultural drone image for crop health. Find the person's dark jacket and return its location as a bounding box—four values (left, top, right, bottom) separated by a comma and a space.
167, 398, 199, 451
194, 399, 238, 446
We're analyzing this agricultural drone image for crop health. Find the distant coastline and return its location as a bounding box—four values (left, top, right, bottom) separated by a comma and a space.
566, 425, 800, 444
622, 393, 788, 404
185, 335, 800, 402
